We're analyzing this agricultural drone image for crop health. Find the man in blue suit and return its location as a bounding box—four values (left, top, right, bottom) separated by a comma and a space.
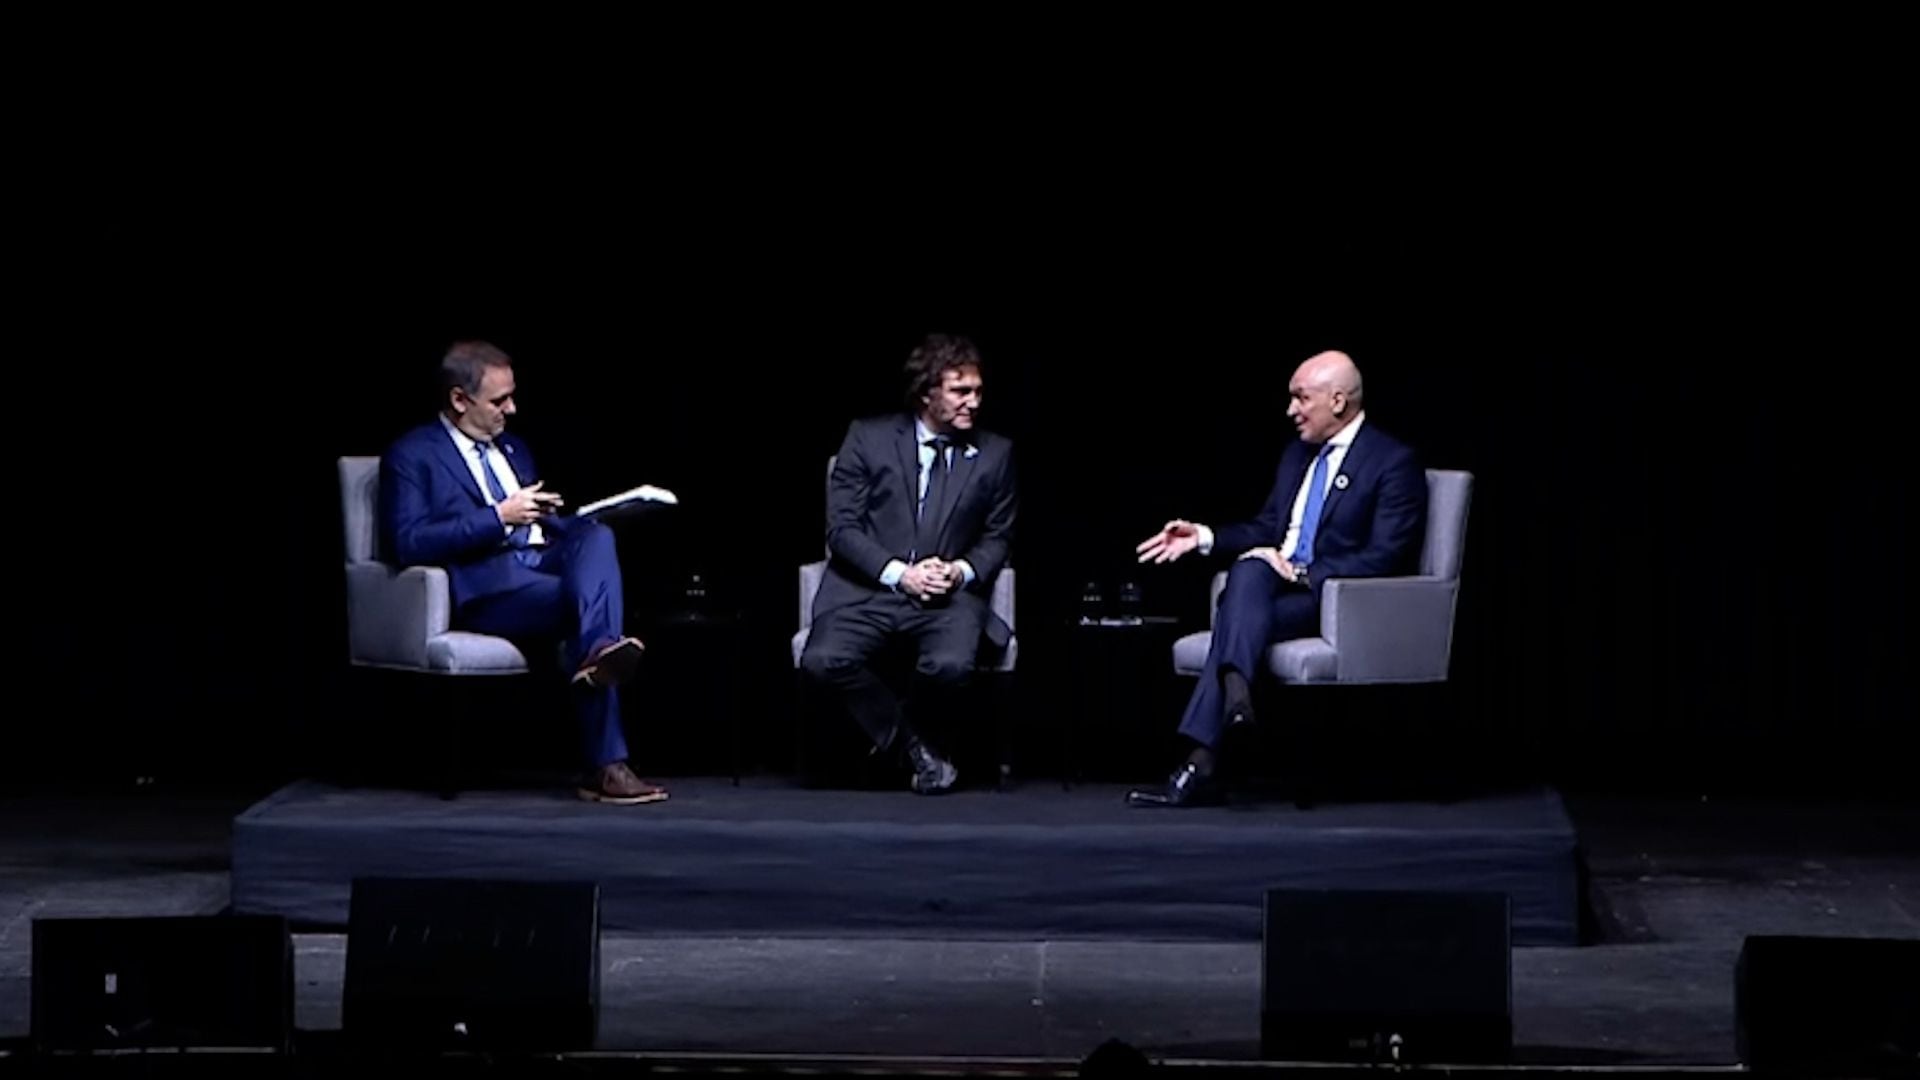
1128, 350, 1428, 807
378, 340, 666, 806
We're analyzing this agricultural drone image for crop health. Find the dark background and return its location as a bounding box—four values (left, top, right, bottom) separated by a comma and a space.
10, 53, 1910, 800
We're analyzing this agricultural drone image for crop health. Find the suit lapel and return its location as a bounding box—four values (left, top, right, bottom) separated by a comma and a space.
430, 426, 488, 507
895, 418, 920, 521
498, 435, 533, 486
1315, 424, 1374, 528
929, 440, 979, 551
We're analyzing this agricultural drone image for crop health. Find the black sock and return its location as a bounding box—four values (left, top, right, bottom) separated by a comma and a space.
1222, 668, 1250, 705
1185, 745, 1216, 777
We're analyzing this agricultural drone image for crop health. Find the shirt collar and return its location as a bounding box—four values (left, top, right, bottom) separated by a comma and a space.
439, 413, 484, 455
1324, 412, 1365, 451
914, 417, 954, 448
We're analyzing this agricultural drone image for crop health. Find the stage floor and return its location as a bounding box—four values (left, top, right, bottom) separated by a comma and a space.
3, 784, 1915, 1064
230, 777, 1583, 945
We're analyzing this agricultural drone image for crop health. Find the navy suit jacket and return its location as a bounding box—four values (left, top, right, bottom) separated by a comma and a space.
378, 420, 586, 611
814, 414, 1018, 647
1212, 421, 1428, 603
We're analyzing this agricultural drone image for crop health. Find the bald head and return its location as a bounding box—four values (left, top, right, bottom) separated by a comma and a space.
1286, 350, 1365, 444
1295, 350, 1363, 401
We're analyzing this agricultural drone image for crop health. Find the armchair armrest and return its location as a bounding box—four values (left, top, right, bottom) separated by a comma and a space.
990, 567, 1016, 632
798, 560, 826, 631
1320, 575, 1458, 684
346, 562, 452, 670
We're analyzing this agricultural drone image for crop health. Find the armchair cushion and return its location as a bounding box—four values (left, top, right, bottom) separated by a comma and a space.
346, 564, 529, 674
1172, 631, 1338, 684
424, 632, 533, 675
792, 562, 1017, 673
1269, 638, 1339, 683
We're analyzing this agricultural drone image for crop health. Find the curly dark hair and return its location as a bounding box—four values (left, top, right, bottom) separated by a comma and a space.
901, 333, 984, 410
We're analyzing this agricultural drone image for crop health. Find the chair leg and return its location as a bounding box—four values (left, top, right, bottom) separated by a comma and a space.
730, 683, 742, 786
793, 667, 831, 789
731, 717, 742, 788
792, 668, 811, 785
439, 677, 462, 801
1288, 698, 1314, 809
993, 671, 1014, 792
728, 661, 741, 787
728, 639, 745, 787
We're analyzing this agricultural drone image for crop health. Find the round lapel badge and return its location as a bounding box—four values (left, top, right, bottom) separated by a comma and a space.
1334, 474, 1350, 490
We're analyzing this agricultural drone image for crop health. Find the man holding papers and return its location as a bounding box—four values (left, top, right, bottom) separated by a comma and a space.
378, 340, 668, 805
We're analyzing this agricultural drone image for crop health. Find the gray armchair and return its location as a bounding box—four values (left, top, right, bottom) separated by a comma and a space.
340, 456, 531, 677
339, 456, 531, 797
1173, 469, 1473, 685
790, 457, 1017, 672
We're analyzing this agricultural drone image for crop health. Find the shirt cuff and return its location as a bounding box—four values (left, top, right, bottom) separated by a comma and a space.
1196, 524, 1215, 556
953, 559, 977, 587
879, 560, 907, 589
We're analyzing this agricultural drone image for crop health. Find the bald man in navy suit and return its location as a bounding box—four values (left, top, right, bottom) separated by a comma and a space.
1129, 351, 1428, 807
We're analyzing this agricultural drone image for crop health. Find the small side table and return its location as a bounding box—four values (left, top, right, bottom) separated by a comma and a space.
630, 610, 749, 784
1062, 615, 1186, 784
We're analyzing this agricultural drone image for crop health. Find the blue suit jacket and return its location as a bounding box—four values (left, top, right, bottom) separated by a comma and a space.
1212, 422, 1428, 602
378, 421, 584, 610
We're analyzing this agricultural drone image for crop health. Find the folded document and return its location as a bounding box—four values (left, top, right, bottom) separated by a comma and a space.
575, 484, 679, 518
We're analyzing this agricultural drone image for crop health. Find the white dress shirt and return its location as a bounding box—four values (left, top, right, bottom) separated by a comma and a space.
439, 414, 547, 547
1199, 413, 1365, 559
879, 418, 976, 590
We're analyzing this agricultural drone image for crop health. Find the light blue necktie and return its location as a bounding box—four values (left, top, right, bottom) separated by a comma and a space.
911, 435, 952, 562
1291, 443, 1335, 567
474, 441, 531, 548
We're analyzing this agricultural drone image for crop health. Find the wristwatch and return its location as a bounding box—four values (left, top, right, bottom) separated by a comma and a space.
1291, 563, 1309, 584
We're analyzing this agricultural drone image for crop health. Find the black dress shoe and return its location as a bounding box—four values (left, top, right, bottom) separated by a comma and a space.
905, 738, 959, 795
1125, 762, 1224, 808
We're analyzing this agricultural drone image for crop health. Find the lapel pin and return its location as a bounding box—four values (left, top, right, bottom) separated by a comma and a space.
963, 443, 979, 459
1334, 474, 1349, 490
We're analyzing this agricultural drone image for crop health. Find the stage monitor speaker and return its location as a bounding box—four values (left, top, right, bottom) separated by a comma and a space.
1261, 888, 1511, 1064
344, 877, 601, 1051
1735, 934, 1919, 1074
30, 914, 292, 1051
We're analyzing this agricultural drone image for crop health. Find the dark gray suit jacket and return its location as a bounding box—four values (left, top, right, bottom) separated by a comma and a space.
813, 414, 1017, 647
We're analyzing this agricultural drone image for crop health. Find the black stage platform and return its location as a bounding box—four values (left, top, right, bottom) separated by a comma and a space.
231, 778, 1582, 945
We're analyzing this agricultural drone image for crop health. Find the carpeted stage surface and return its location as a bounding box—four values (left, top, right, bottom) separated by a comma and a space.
232, 778, 1581, 945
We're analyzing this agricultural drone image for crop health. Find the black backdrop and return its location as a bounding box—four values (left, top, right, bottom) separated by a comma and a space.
13, 152, 1912, 799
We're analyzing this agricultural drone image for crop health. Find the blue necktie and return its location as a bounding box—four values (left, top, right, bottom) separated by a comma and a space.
475, 441, 531, 548
1291, 443, 1335, 567
912, 435, 952, 562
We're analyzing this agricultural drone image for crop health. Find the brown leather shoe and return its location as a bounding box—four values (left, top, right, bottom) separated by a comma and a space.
576, 761, 668, 805
571, 636, 645, 689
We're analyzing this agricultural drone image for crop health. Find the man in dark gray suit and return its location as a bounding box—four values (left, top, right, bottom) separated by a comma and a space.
800, 334, 1017, 794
